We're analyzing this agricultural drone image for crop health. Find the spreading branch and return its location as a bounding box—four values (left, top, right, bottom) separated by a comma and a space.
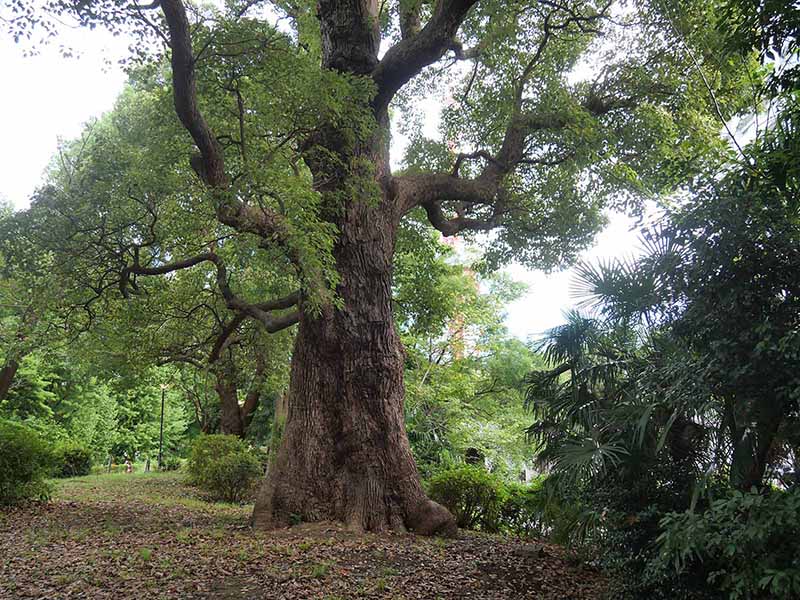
388, 0, 622, 236
159, 1, 302, 260
121, 251, 300, 334
371, 0, 479, 112
208, 290, 300, 363
161, 0, 227, 188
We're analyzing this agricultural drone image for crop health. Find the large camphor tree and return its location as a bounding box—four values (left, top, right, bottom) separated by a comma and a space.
5, 0, 756, 533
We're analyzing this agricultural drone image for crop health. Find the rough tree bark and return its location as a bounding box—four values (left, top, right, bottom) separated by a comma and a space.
252, 173, 454, 534
214, 353, 265, 438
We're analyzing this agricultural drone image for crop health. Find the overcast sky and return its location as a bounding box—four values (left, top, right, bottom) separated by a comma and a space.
0, 25, 644, 341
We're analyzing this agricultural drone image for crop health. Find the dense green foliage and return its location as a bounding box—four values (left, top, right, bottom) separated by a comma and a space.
200, 452, 262, 503
186, 434, 248, 486
658, 489, 800, 600
524, 54, 800, 600
0, 420, 53, 505
396, 224, 540, 478
426, 465, 552, 537
500, 481, 550, 539
0, 351, 189, 465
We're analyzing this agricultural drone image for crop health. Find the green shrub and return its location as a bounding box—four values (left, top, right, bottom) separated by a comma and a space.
427, 465, 507, 531
187, 434, 261, 502
187, 434, 249, 486
53, 442, 92, 478
657, 489, 800, 600
0, 420, 53, 505
500, 480, 548, 537
161, 456, 182, 472
202, 452, 262, 502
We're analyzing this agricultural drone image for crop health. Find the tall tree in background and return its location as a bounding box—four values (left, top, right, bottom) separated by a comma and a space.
4, 0, 758, 533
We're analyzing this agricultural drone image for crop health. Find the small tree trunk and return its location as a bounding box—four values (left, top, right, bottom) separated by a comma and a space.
252, 194, 455, 535
241, 362, 266, 430
215, 359, 244, 437
0, 358, 19, 401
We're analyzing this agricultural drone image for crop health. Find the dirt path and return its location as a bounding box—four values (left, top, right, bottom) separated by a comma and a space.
0, 473, 605, 599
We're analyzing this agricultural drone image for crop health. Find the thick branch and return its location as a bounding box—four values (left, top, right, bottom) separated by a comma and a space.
421, 196, 504, 236
161, 0, 227, 188
372, 0, 478, 112
395, 93, 630, 234
241, 357, 266, 429
398, 0, 422, 39
208, 290, 300, 364
158, 354, 205, 369
160, 1, 299, 263
208, 313, 246, 364
390, 2, 627, 234
317, 0, 381, 73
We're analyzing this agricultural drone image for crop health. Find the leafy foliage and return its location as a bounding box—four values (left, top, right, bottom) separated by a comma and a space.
524, 36, 800, 594
658, 489, 800, 600
396, 225, 539, 477
53, 442, 93, 478
500, 479, 550, 538
200, 451, 262, 503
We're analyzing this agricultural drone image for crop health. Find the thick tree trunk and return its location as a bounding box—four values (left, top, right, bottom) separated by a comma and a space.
0, 358, 19, 401
252, 189, 455, 535
215, 356, 265, 437
252, 0, 455, 535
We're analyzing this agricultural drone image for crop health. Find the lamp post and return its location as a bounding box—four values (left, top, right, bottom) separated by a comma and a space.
158, 383, 168, 470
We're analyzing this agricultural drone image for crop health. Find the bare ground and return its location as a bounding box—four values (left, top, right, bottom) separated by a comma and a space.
0, 472, 605, 599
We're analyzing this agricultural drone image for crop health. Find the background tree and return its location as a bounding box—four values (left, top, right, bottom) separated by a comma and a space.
1, 77, 300, 438
573, 105, 800, 492
395, 223, 542, 477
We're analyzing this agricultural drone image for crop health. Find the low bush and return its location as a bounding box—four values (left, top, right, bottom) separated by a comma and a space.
53, 442, 92, 478
187, 434, 249, 486
0, 420, 53, 505
187, 434, 261, 502
202, 452, 262, 502
500, 480, 548, 537
427, 465, 507, 531
161, 456, 182, 472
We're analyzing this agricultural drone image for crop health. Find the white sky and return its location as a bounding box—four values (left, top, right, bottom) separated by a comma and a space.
0, 27, 128, 208
0, 25, 643, 340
